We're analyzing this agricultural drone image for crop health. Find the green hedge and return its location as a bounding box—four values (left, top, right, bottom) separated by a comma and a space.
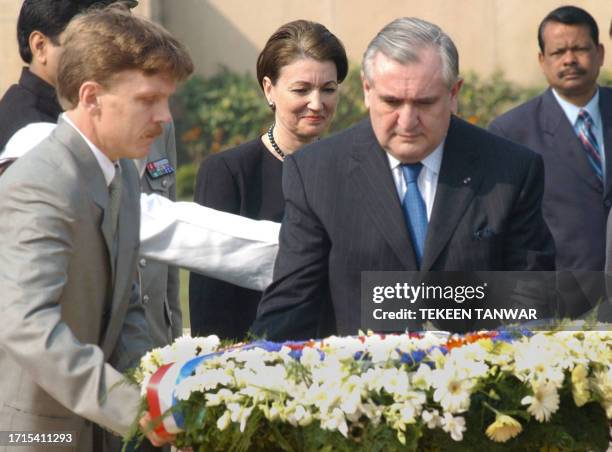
174, 67, 612, 200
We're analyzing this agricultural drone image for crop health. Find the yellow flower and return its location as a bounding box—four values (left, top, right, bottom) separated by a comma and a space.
485, 414, 523, 443
571, 364, 590, 407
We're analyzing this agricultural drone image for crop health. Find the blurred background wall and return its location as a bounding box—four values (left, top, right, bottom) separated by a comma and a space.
1, 0, 610, 95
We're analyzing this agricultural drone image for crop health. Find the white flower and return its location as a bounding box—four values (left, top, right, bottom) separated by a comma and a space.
421, 409, 441, 429
398, 403, 417, 424
286, 404, 313, 427
304, 381, 340, 414
339, 375, 363, 415
513, 334, 567, 387
360, 400, 384, 426
440, 412, 466, 441
300, 347, 323, 367
216, 410, 231, 431
139, 349, 163, 377
205, 388, 235, 407
365, 334, 402, 362
320, 407, 348, 437
411, 363, 433, 390
591, 368, 612, 418
379, 368, 410, 396
521, 381, 560, 422
322, 336, 364, 360
227, 402, 253, 432
432, 365, 473, 413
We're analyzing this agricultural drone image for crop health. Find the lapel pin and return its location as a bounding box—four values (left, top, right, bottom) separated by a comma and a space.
463, 177, 471, 185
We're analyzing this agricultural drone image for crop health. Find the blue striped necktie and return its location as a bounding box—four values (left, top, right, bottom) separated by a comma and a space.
401, 163, 428, 267
577, 109, 603, 181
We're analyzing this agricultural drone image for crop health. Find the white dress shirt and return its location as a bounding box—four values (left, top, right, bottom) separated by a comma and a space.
552, 88, 606, 174
2, 121, 280, 291
62, 113, 118, 185
387, 140, 445, 220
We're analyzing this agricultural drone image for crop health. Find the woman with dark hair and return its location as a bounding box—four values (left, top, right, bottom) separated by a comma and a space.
189, 20, 348, 340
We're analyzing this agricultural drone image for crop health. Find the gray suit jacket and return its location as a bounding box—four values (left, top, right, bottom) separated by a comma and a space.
105, 124, 180, 452
0, 118, 149, 451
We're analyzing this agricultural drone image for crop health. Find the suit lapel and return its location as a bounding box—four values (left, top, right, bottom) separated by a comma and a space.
348, 119, 418, 269
54, 120, 139, 354
53, 119, 117, 279
421, 117, 482, 270
541, 89, 603, 192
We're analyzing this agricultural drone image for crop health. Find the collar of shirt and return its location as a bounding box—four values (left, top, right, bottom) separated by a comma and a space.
386, 139, 445, 220
62, 113, 117, 186
552, 87, 602, 132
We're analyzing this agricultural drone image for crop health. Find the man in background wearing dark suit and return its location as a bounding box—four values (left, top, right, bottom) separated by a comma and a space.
490, 6, 609, 318
252, 17, 554, 341
0, 0, 140, 149
602, 18, 612, 323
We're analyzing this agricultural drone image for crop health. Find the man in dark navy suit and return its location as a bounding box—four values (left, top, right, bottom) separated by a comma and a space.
490, 6, 609, 318
252, 17, 555, 341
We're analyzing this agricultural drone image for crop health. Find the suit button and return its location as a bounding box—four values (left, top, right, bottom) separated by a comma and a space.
139, 258, 147, 268
142, 294, 150, 304
161, 179, 168, 188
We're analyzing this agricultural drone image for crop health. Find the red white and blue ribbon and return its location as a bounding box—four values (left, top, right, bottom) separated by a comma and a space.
146, 355, 211, 436
144, 341, 285, 436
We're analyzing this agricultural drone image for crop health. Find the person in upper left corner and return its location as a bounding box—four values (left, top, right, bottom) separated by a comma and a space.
0, 0, 139, 148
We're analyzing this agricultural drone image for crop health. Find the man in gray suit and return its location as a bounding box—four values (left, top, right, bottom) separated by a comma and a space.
0, 0, 182, 365
0, 5, 193, 451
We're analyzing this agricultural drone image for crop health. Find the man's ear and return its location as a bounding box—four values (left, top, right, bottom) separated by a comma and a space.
538, 51, 546, 69
79, 81, 102, 114
449, 78, 463, 114
361, 70, 371, 109
595, 43, 605, 68
29, 31, 49, 64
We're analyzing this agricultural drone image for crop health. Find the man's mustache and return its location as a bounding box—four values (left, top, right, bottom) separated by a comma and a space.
557, 66, 587, 78
144, 125, 163, 138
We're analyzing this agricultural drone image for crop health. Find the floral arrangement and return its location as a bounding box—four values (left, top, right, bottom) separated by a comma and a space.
128, 328, 611, 451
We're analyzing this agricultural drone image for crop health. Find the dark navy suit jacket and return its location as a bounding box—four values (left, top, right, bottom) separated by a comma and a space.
490, 87, 612, 317
252, 116, 555, 340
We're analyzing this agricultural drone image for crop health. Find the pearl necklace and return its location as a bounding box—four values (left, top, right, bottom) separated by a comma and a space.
267, 125, 285, 160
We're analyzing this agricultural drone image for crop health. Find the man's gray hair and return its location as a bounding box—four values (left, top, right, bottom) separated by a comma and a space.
362, 17, 459, 87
